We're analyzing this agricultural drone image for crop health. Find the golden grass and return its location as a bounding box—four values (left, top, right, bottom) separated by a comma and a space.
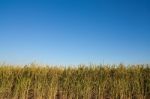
0, 64, 149, 99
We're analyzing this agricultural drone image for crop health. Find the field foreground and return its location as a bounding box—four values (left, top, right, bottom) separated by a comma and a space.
0, 64, 150, 99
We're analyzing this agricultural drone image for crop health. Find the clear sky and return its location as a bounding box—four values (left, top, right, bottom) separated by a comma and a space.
0, 0, 150, 65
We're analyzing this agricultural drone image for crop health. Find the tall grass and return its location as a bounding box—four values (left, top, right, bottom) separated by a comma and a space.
0, 64, 149, 99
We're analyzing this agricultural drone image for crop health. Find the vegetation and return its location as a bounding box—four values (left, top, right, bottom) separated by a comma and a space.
0, 64, 150, 99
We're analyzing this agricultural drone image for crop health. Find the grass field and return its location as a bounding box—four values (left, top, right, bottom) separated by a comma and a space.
0, 64, 149, 99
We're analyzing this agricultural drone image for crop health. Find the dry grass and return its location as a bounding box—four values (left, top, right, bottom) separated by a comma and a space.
0, 64, 149, 99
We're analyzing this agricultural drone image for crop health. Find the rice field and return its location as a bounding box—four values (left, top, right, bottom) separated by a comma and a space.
0, 63, 150, 99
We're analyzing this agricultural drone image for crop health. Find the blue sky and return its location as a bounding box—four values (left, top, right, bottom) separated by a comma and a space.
0, 0, 150, 65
